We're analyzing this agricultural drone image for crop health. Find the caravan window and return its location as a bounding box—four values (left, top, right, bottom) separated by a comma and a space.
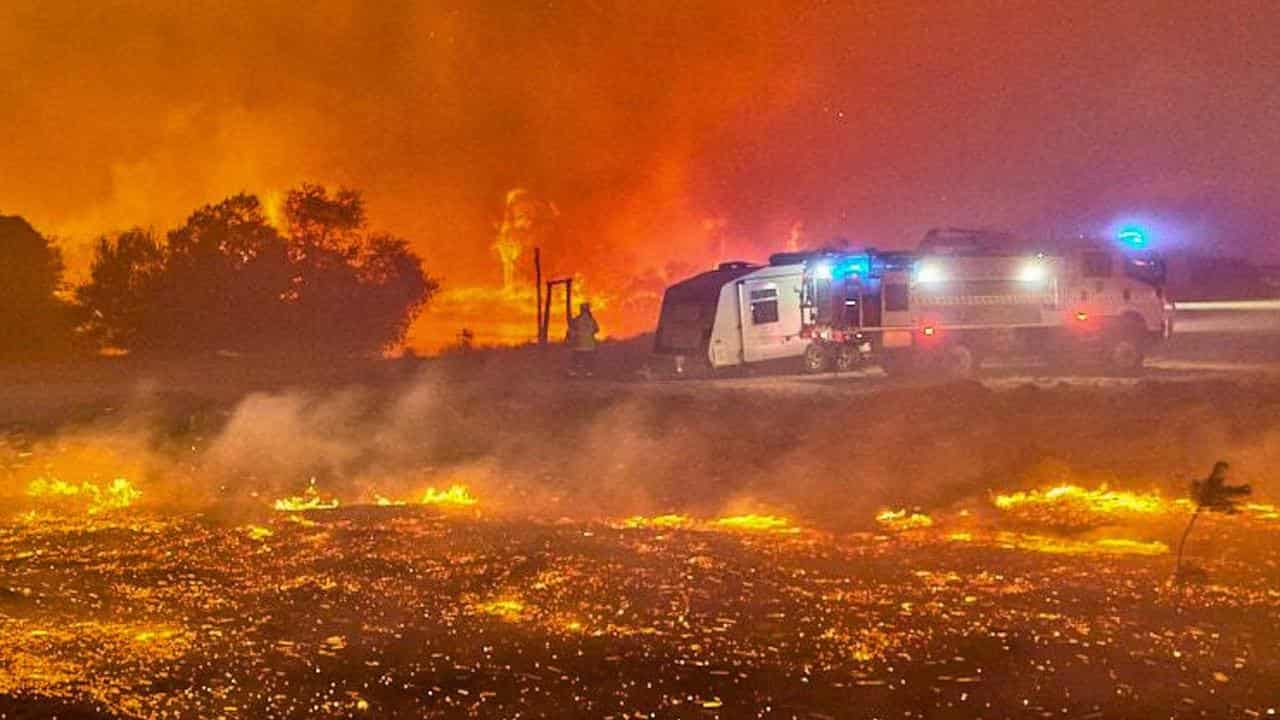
749, 288, 779, 324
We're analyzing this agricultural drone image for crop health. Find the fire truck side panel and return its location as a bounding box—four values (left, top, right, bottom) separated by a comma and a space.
800, 243, 1170, 372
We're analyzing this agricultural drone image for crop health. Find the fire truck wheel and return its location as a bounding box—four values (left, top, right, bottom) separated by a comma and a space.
1104, 335, 1145, 375
942, 343, 981, 378
833, 344, 859, 372
803, 343, 831, 374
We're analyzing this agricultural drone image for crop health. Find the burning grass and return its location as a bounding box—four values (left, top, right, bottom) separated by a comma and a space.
992, 484, 1171, 530
26, 476, 141, 515
419, 484, 478, 508
616, 513, 694, 530
273, 481, 340, 512
712, 514, 798, 533
875, 508, 934, 532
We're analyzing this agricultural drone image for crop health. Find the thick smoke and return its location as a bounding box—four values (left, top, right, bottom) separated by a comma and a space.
4, 350, 1279, 529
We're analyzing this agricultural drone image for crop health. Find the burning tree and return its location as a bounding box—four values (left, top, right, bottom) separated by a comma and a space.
493, 189, 557, 292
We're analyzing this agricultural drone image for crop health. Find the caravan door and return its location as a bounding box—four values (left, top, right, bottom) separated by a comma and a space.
739, 270, 804, 363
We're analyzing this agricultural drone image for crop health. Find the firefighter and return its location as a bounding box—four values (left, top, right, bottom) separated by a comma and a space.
1192, 461, 1251, 512
567, 302, 600, 377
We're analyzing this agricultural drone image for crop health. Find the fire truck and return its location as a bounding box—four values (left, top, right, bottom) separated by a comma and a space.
800, 229, 1173, 375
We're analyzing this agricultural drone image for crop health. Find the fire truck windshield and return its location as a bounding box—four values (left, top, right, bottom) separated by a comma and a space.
1123, 253, 1166, 287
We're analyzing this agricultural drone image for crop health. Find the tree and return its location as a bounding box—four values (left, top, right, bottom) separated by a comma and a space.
74, 187, 436, 356
76, 229, 165, 350
0, 215, 74, 359
280, 185, 437, 354
159, 194, 292, 352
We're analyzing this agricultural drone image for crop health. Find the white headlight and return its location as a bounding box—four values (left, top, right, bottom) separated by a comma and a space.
812, 261, 833, 280
916, 263, 946, 284
1017, 262, 1046, 283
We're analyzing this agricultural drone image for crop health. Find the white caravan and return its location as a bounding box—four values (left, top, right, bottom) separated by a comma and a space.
654, 259, 809, 372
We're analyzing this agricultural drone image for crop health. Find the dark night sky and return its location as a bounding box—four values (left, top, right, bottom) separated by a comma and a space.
3, 1, 1279, 339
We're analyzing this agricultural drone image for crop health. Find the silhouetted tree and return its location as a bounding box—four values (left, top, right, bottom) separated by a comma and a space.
281, 184, 437, 354
75, 187, 435, 356
161, 194, 292, 352
76, 229, 165, 350
0, 215, 74, 359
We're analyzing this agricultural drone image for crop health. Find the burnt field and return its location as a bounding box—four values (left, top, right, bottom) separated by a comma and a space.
2, 356, 1280, 718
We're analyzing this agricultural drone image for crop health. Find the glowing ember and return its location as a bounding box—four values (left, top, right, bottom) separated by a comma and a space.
473, 598, 526, 621
419, 484, 478, 507
26, 476, 141, 515
821, 627, 896, 663
996, 532, 1168, 556
712, 514, 798, 533
1243, 502, 1280, 520
875, 508, 934, 531
373, 494, 406, 507
273, 481, 339, 512
244, 525, 274, 541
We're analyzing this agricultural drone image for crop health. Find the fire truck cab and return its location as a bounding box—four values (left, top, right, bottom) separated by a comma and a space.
801, 229, 1172, 375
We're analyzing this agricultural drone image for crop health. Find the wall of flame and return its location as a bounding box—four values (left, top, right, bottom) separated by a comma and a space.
5, 1, 1280, 352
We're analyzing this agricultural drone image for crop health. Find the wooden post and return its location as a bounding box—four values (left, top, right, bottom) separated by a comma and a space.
564, 278, 573, 329
534, 248, 544, 344
543, 280, 554, 344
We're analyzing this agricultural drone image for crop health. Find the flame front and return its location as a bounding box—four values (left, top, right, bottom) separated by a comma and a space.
713, 514, 797, 533
420, 484, 478, 508
994, 484, 1168, 515
617, 514, 693, 530
26, 477, 141, 515
273, 482, 339, 512
875, 508, 934, 531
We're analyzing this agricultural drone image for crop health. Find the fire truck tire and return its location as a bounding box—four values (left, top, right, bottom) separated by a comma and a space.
1104, 334, 1145, 375
803, 343, 831, 374
1102, 317, 1147, 375
942, 343, 981, 378
833, 344, 860, 372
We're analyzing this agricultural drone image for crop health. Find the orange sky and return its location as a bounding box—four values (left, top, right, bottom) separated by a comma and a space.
3, 1, 1279, 350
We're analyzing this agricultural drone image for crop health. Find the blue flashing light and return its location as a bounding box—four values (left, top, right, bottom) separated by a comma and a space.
1117, 227, 1148, 249
837, 255, 870, 278
813, 254, 870, 280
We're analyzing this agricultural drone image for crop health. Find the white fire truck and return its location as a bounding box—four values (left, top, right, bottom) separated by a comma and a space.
800, 229, 1173, 375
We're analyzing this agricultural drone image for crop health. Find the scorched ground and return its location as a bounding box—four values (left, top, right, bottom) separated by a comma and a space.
2, 498, 1279, 718
3, 362, 1280, 718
